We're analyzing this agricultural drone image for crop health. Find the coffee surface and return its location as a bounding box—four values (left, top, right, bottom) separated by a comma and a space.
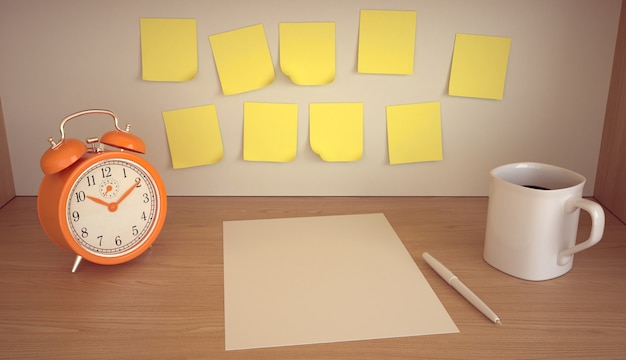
522, 185, 551, 190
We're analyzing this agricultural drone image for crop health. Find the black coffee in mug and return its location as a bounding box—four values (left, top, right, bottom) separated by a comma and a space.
523, 185, 551, 190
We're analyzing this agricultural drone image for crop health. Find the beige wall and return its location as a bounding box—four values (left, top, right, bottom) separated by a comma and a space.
0, 0, 621, 196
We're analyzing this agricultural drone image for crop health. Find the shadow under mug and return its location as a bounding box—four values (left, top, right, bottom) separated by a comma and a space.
483, 162, 605, 281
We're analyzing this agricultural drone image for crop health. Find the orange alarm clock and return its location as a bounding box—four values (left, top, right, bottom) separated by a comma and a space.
37, 109, 167, 272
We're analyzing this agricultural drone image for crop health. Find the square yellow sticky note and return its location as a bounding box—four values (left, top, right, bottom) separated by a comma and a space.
209, 24, 275, 95
279, 22, 336, 85
358, 10, 417, 75
140, 18, 198, 81
243, 102, 298, 162
386, 102, 443, 164
162, 105, 223, 169
449, 34, 512, 100
310, 103, 363, 162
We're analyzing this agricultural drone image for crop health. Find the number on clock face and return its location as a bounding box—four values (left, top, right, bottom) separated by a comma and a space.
66, 159, 159, 256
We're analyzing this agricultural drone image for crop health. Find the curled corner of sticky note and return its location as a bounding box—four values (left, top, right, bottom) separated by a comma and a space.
280, 57, 335, 85
210, 150, 224, 164
170, 144, 223, 169
221, 70, 275, 96
263, 71, 276, 88
311, 145, 363, 162
282, 71, 335, 86
269, 152, 297, 163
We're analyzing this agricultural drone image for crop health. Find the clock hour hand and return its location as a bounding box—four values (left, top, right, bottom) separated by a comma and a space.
87, 195, 111, 207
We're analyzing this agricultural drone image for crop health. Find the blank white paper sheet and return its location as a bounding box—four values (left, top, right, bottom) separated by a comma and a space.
223, 213, 458, 351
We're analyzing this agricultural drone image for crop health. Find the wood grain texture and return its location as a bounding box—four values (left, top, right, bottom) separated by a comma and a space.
0, 97, 15, 207
1, 196, 625, 359
595, 1, 626, 223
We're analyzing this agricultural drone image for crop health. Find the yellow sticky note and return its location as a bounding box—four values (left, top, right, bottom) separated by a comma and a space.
243, 102, 298, 162
449, 34, 512, 100
310, 103, 363, 162
386, 102, 443, 165
279, 22, 336, 85
162, 105, 223, 169
140, 18, 198, 81
209, 24, 275, 95
357, 10, 417, 75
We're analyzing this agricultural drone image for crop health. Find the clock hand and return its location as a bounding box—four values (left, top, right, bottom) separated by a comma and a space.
86, 180, 140, 212
87, 195, 119, 212
87, 195, 111, 207
115, 179, 141, 206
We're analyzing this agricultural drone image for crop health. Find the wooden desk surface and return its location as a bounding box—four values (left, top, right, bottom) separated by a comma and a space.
1, 196, 625, 359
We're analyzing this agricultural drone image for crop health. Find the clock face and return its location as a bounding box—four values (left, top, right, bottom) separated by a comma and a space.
66, 158, 161, 257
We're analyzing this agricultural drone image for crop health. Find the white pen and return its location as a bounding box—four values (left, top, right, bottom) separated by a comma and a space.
422, 252, 501, 325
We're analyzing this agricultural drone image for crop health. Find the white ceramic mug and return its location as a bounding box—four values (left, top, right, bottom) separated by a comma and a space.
483, 162, 605, 281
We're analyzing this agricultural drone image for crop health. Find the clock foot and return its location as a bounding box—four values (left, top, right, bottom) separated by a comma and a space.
71, 255, 83, 273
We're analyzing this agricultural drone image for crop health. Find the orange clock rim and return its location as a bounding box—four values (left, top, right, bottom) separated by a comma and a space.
38, 151, 167, 265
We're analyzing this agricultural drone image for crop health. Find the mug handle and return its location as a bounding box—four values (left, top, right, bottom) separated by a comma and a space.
557, 198, 605, 266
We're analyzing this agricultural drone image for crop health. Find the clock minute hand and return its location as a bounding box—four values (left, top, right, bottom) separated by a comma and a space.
115, 179, 141, 206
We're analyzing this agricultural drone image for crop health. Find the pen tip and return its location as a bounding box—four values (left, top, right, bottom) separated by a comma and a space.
495, 319, 502, 325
